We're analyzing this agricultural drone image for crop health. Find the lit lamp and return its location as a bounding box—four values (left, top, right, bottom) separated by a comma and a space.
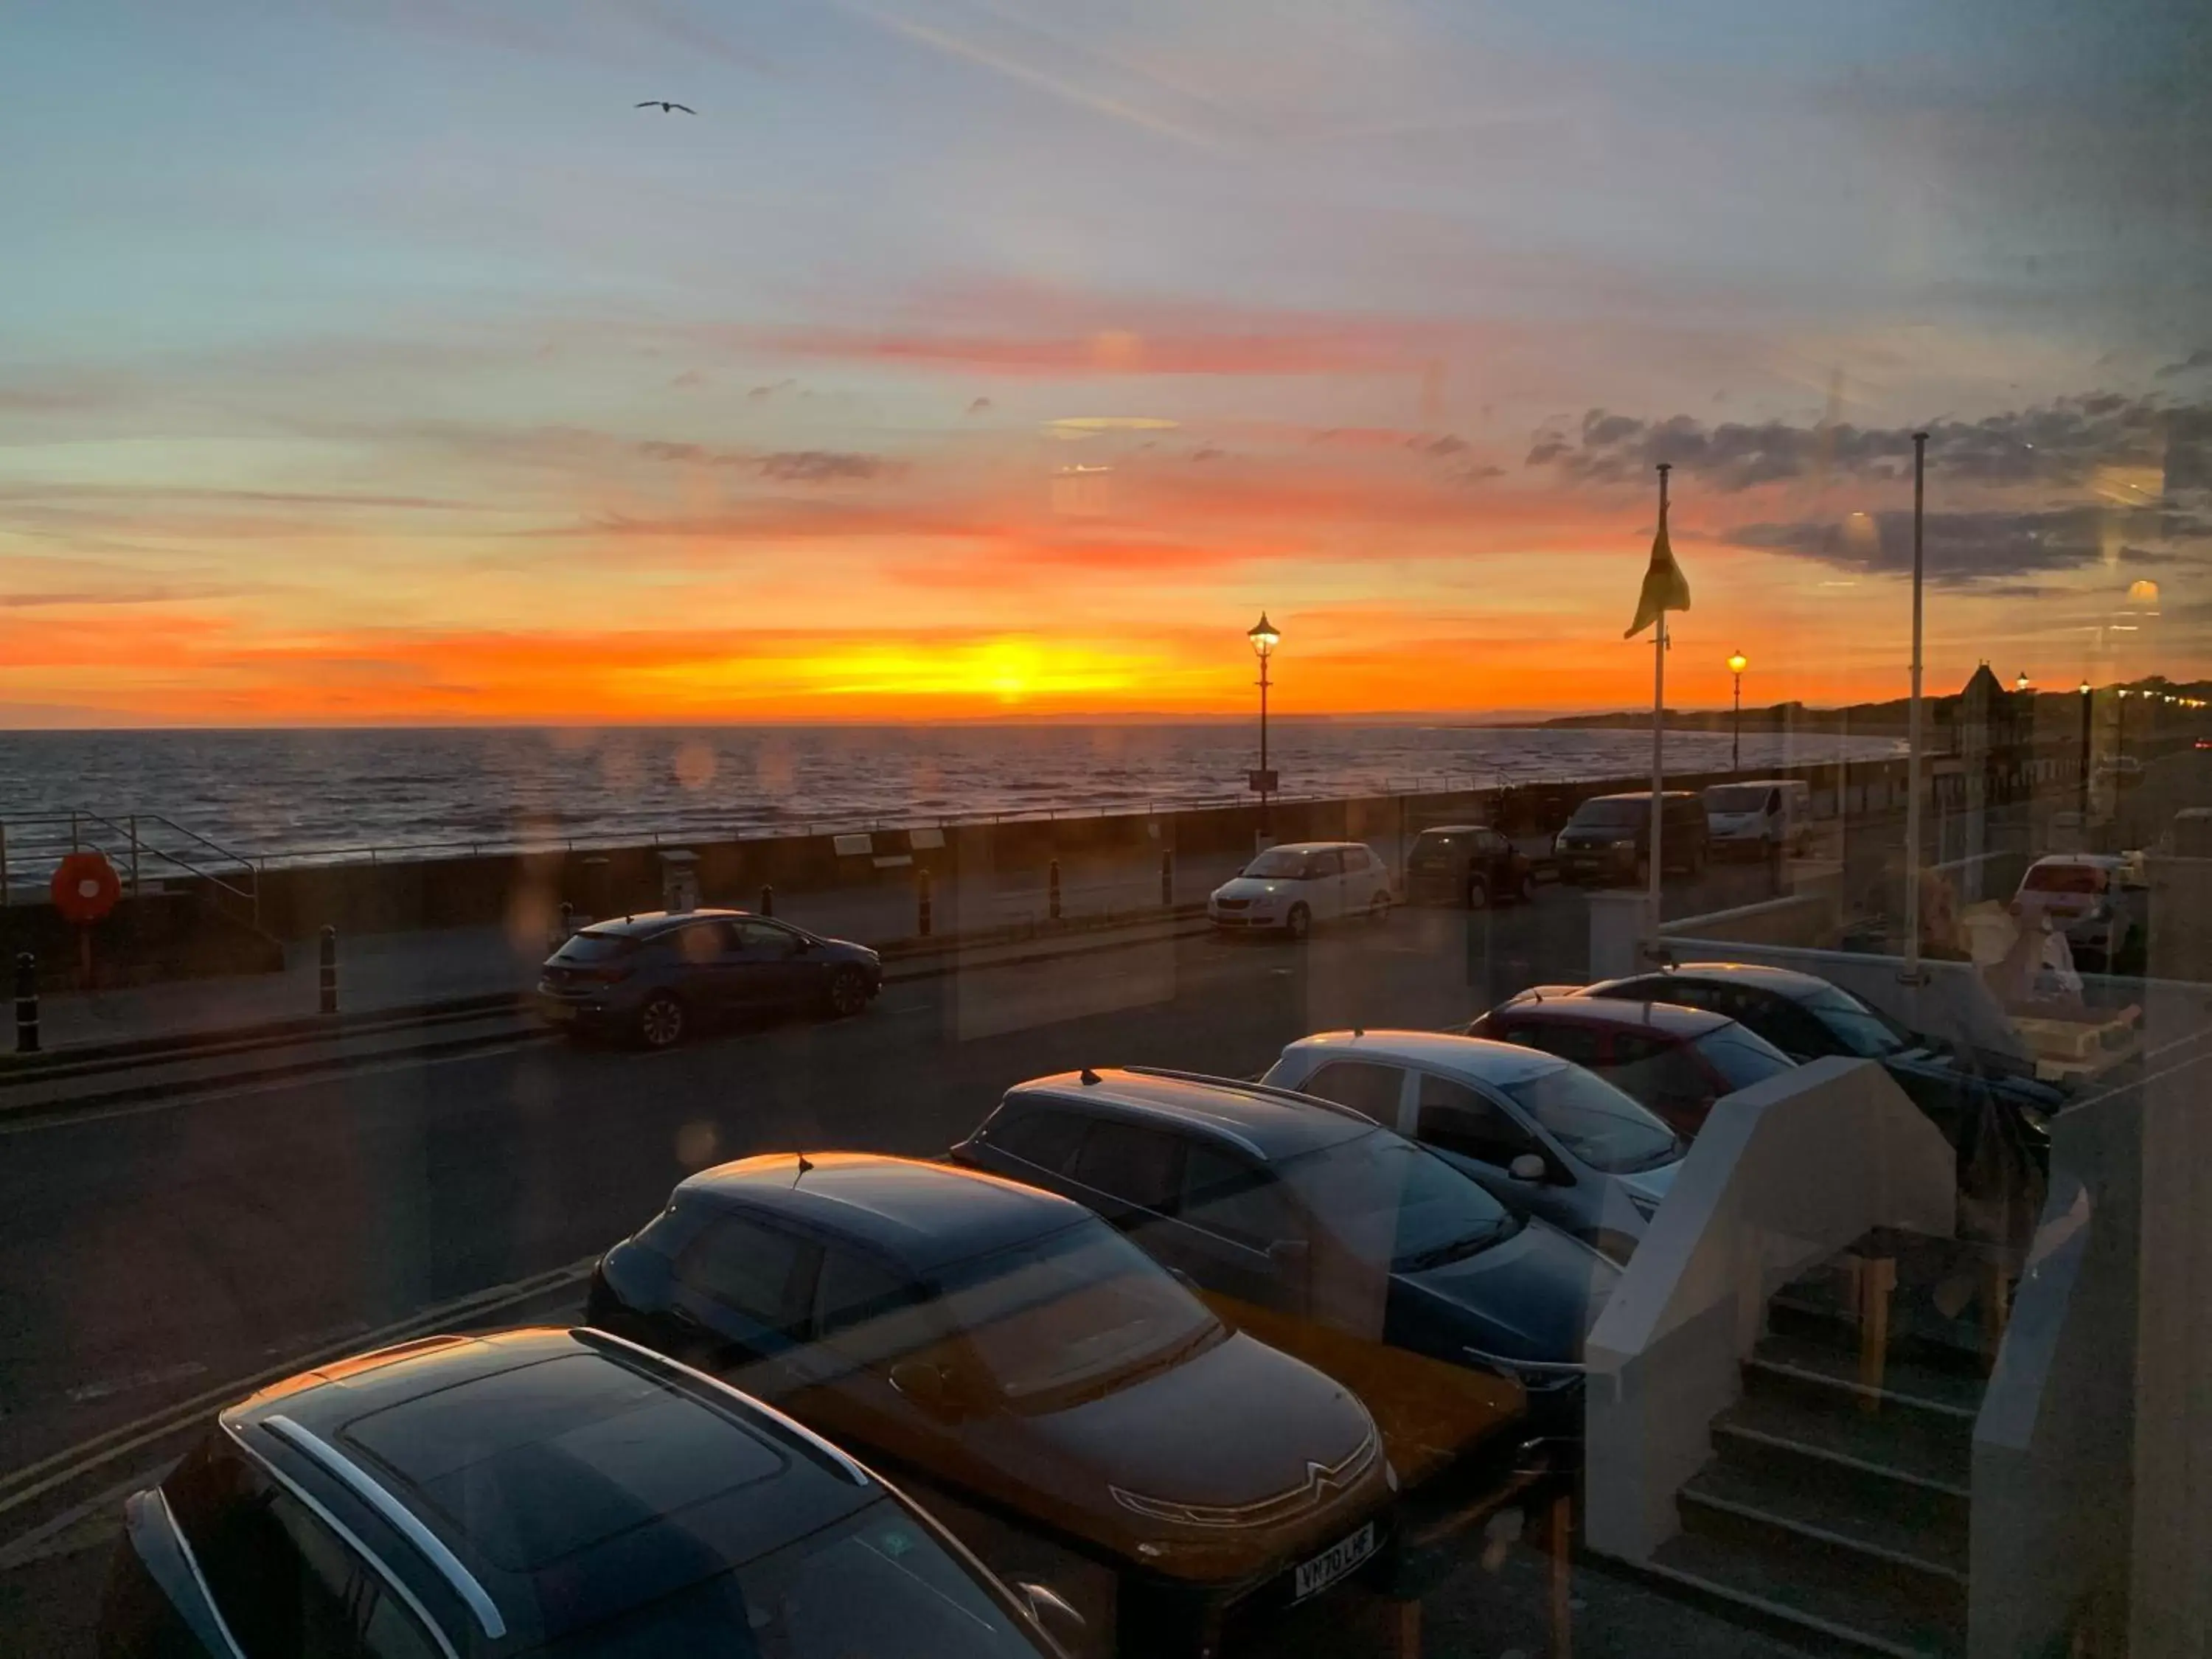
2015, 670, 2031, 693
1247, 613, 1280, 835
2077, 678, 2092, 820
1726, 652, 1748, 773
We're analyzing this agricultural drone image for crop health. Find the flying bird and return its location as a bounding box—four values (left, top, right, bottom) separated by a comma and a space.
636, 100, 695, 114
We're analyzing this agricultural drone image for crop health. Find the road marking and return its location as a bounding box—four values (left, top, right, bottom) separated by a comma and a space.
66, 1361, 207, 1405
0, 1256, 597, 1530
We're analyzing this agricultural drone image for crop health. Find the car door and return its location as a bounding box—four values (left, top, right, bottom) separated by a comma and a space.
1408, 1071, 1579, 1236
782, 1243, 953, 1478
669, 918, 748, 1012
1309, 846, 1349, 919
728, 917, 815, 1008
1343, 844, 1385, 909
664, 1209, 823, 1394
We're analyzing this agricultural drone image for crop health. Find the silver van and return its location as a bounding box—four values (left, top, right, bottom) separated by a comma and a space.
1702, 779, 1811, 857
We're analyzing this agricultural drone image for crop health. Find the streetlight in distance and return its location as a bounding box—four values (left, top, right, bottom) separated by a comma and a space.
2078, 678, 2092, 821
1247, 613, 1281, 839
1726, 651, 1748, 773
2016, 670, 2032, 693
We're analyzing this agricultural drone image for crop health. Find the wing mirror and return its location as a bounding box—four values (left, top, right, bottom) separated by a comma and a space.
1509, 1153, 1549, 1183
1015, 1582, 1088, 1649
888, 1359, 969, 1419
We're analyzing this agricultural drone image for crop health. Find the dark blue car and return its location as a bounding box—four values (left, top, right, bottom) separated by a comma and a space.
950, 1068, 1618, 1489
538, 908, 883, 1048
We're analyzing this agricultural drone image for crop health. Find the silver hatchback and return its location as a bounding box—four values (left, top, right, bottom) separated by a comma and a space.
1262, 1030, 1683, 1264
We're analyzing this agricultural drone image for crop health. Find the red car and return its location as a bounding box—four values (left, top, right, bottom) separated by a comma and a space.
1465, 991, 1797, 1138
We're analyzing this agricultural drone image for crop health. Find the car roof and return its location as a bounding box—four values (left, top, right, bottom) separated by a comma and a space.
1705, 777, 1801, 790
575, 908, 753, 939
2023, 852, 2124, 869
1590, 961, 1835, 1001
1499, 994, 1731, 1037
1282, 1029, 1568, 1086
1574, 790, 1700, 805
223, 1328, 880, 1649
1004, 1067, 1377, 1161
678, 1152, 1088, 1273
1259, 840, 1369, 853
1413, 823, 1487, 835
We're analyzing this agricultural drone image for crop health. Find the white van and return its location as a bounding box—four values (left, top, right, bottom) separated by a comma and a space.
1703, 779, 1811, 857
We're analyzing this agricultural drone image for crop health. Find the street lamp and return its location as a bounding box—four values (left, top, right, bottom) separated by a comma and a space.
2015, 670, 2031, 693
1726, 651, 1748, 773
1247, 613, 1280, 836
2078, 679, 2092, 821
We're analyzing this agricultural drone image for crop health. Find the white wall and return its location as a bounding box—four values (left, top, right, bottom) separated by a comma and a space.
1584, 1057, 1956, 1562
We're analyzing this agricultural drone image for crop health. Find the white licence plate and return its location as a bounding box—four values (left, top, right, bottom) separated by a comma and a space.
1293, 1522, 1376, 1602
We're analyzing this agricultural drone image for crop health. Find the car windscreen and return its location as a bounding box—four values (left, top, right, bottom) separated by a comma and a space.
1796, 982, 1913, 1057
1704, 785, 1770, 812
933, 1219, 1219, 1408
1691, 1024, 1798, 1091
548, 1498, 1043, 1658
1279, 1130, 1516, 1272
1567, 799, 1644, 830
1498, 1066, 1680, 1173
1242, 848, 1320, 879
554, 932, 642, 964
1411, 831, 1464, 854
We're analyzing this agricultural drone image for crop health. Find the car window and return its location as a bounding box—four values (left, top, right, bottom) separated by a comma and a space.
671, 921, 726, 964
1501, 1020, 1604, 1069
1497, 1065, 1680, 1173
1606, 1033, 1716, 1107
552, 931, 640, 965
1767, 788, 1782, 813
815, 1248, 925, 1341
1311, 848, 1346, 876
1298, 1060, 1407, 1121
1068, 1119, 1185, 1211
1692, 1023, 1799, 1091
981, 1107, 1089, 1174
678, 1214, 819, 1336
1413, 1073, 1543, 1168
1181, 1145, 1299, 1248
1242, 847, 1318, 880
1343, 846, 1371, 872
1796, 982, 1913, 1057
729, 918, 796, 952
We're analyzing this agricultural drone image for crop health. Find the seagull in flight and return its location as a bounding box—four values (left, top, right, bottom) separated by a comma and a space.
636, 100, 696, 114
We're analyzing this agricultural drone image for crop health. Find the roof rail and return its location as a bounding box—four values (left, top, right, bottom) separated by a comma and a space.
571, 1326, 871, 1487
254, 1415, 504, 1642
1119, 1065, 1376, 1124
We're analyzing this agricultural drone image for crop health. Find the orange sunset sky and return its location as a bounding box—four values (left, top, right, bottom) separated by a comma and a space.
4, 1, 2206, 727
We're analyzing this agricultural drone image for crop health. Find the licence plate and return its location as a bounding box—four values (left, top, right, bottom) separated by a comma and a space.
1293, 1522, 1376, 1602
543, 1001, 577, 1022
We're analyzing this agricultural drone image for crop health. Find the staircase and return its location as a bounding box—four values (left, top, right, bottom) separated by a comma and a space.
1641, 1232, 2000, 1658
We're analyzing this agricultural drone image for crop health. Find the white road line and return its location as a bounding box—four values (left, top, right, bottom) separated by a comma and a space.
66, 1361, 208, 1405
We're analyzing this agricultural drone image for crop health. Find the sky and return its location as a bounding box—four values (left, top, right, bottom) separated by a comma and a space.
1, 0, 2208, 726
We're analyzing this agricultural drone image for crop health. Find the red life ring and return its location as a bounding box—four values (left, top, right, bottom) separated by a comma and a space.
51, 851, 122, 925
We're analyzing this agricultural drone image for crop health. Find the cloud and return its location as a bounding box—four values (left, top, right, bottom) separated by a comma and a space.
2155, 348, 2212, 380
747, 379, 798, 400
1529, 394, 2206, 493
669, 370, 707, 389
759, 451, 899, 482
1728, 505, 2210, 587
966, 397, 992, 415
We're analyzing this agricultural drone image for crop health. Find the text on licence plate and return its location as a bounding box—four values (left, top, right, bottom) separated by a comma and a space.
1293, 1522, 1376, 1602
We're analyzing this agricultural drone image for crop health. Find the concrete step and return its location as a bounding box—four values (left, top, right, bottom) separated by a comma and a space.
1708, 1392, 1970, 1530
1645, 1529, 1964, 1658
1677, 1459, 1966, 1611
1744, 1331, 1986, 1447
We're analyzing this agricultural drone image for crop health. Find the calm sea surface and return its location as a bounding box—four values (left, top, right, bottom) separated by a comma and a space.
0, 724, 1901, 866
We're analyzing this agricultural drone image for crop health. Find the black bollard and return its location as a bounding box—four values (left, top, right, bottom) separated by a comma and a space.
917, 869, 933, 938
558, 900, 574, 939
1161, 848, 1174, 908
14, 952, 37, 1055
319, 925, 338, 1015
759, 883, 774, 918
1048, 859, 1062, 922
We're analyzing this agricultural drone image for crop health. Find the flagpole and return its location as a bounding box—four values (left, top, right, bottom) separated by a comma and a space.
1902, 431, 1928, 981
1649, 462, 1670, 953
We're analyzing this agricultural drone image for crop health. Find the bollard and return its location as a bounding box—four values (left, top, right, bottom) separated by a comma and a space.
14, 952, 37, 1054
558, 900, 574, 939
1048, 859, 1062, 922
319, 925, 338, 1015
759, 883, 774, 918
1161, 849, 1174, 908
917, 869, 933, 939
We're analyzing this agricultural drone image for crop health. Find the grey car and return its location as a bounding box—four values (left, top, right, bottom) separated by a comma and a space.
538, 908, 883, 1047
1263, 1031, 1683, 1265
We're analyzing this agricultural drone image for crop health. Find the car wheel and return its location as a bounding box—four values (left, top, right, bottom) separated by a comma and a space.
638, 992, 686, 1049
1285, 902, 1312, 941
1518, 871, 1539, 904
825, 965, 870, 1018
1467, 876, 1490, 911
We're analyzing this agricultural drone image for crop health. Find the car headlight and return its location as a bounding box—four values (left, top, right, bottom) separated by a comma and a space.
1610, 838, 1638, 850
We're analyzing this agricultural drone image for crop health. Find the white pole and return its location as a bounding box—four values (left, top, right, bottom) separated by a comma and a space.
1902, 431, 1928, 979
1649, 463, 1670, 951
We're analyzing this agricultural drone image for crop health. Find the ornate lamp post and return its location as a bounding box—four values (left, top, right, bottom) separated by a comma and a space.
1726, 651, 1747, 773
1247, 613, 1280, 837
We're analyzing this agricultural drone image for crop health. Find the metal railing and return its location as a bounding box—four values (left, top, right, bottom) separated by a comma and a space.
0, 810, 261, 925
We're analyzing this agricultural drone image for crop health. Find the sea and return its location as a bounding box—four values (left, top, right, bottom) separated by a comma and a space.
0, 724, 1902, 868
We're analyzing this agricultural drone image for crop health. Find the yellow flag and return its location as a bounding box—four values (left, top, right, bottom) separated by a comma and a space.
1624, 499, 1691, 639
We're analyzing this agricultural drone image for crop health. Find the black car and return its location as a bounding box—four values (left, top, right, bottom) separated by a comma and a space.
1404, 824, 1537, 910
590, 1153, 1396, 1658
100, 1326, 1068, 1659
951, 1068, 1618, 1488
538, 908, 882, 1048
1582, 962, 2062, 1161
1552, 791, 1708, 887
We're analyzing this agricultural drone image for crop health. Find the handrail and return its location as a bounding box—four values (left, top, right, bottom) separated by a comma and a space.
0, 810, 260, 922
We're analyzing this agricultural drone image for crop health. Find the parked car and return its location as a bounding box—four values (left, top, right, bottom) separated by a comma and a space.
2011, 854, 2143, 973
1208, 842, 1394, 938
1262, 1031, 1683, 1265
99, 1326, 1068, 1659
1551, 791, 1708, 887
1467, 992, 1798, 1138
589, 1153, 1394, 1656
538, 908, 882, 1047
1579, 962, 2065, 1151
952, 1068, 1618, 1486
1403, 825, 1537, 909
1700, 779, 1811, 858
2173, 807, 2212, 857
